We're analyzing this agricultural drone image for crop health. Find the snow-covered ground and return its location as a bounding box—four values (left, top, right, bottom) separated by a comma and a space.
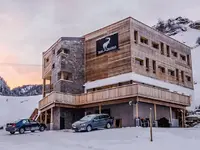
0, 127, 200, 150
0, 95, 41, 126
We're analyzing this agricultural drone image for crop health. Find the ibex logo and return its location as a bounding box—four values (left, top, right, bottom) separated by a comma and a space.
103, 37, 111, 51
96, 33, 119, 56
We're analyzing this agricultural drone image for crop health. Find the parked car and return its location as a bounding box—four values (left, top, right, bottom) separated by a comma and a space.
6, 119, 47, 134
72, 114, 114, 132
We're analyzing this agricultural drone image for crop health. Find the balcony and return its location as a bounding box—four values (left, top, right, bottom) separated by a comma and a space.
39, 84, 191, 110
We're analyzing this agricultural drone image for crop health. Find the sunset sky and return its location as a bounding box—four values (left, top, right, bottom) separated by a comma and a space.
0, 0, 200, 88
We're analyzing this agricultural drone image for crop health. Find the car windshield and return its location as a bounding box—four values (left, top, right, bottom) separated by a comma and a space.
80, 115, 96, 121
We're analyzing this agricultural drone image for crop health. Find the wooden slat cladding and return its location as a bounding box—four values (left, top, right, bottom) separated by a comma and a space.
130, 19, 193, 89
84, 19, 132, 82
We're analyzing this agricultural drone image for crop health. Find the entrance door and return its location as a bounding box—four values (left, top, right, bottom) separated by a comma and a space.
60, 117, 65, 129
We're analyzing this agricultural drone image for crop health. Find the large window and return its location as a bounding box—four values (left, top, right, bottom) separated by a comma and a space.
160, 42, 164, 55
152, 42, 159, 49
168, 69, 175, 76
152, 60, 156, 73
166, 45, 170, 57
145, 58, 150, 71
135, 58, 144, 66
158, 66, 165, 73
134, 30, 138, 44
180, 54, 186, 61
172, 51, 178, 57
140, 37, 148, 45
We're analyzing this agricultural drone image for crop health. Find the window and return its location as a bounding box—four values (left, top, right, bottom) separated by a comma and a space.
135, 58, 144, 66
158, 66, 165, 73
140, 37, 148, 45
186, 75, 191, 82
160, 42, 164, 55
176, 69, 179, 81
57, 49, 62, 55
63, 48, 70, 54
63, 72, 72, 80
180, 54, 186, 61
171, 51, 177, 57
134, 30, 138, 44
152, 60, 156, 73
168, 69, 175, 76
152, 42, 159, 49
52, 49, 55, 55
145, 58, 149, 71
52, 63, 55, 69
187, 55, 190, 66
181, 71, 184, 82
166, 45, 170, 57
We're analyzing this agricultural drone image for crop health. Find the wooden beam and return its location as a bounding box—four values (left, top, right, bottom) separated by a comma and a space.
50, 108, 53, 123
154, 104, 157, 121
169, 107, 173, 123
99, 105, 102, 114
42, 79, 46, 98
135, 100, 139, 118
45, 111, 48, 125
40, 112, 43, 123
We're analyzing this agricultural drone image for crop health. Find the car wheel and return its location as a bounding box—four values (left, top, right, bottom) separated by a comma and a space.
106, 123, 111, 129
86, 125, 92, 132
31, 130, 35, 132
39, 126, 45, 132
19, 128, 25, 134
10, 131, 15, 134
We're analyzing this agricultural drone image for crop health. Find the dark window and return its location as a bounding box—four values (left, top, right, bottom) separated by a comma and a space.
134, 30, 138, 44
168, 69, 175, 76
52, 63, 55, 69
180, 54, 186, 61
63, 72, 72, 81
52, 50, 55, 55
152, 60, 156, 73
158, 66, 165, 73
57, 72, 61, 80
152, 42, 159, 49
146, 58, 149, 71
57, 49, 62, 55
135, 58, 144, 66
187, 55, 190, 66
181, 71, 184, 82
166, 45, 170, 57
140, 37, 148, 45
172, 51, 177, 57
176, 69, 179, 81
186, 76, 191, 82
63, 48, 70, 54
160, 42, 164, 55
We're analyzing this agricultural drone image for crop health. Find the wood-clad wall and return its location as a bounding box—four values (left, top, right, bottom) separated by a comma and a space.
130, 19, 193, 89
84, 19, 132, 82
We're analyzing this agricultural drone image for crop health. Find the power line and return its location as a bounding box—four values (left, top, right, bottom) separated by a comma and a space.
0, 62, 42, 67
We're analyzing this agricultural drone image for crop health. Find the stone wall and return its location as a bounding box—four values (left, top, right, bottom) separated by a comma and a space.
51, 37, 84, 94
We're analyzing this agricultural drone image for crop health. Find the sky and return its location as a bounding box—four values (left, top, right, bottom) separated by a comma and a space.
0, 0, 200, 88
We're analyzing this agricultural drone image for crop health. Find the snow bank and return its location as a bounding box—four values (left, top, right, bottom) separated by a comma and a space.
0, 95, 41, 126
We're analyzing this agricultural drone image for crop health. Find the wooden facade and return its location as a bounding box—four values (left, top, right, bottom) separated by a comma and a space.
39, 83, 191, 112
84, 19, 132, 82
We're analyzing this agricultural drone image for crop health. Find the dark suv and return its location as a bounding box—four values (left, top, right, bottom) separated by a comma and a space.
72, 114, 114, 132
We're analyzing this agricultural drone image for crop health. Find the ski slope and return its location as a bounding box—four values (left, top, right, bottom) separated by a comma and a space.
0, 95, 41, 126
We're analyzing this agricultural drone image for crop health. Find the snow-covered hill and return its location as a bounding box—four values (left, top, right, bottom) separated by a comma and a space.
154, 17, 200, 107
0, 95, 41, 126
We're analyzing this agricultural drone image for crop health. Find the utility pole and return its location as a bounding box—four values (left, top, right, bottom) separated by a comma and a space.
150, 108, 153, 142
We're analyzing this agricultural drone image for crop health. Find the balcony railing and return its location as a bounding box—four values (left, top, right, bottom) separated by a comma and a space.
39, 84, 191, 110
